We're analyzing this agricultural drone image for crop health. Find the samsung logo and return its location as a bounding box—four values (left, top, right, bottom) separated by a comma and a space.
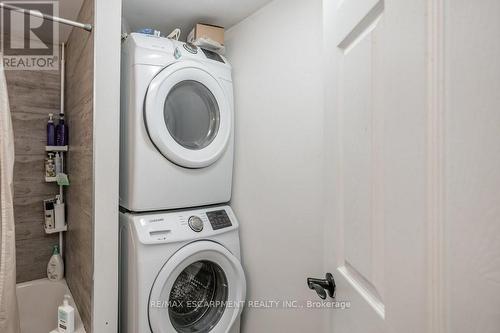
149, 218, 165, 223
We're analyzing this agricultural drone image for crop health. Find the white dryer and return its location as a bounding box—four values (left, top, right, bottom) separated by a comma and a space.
120, 33, 234, 212
120, 205, 246, 333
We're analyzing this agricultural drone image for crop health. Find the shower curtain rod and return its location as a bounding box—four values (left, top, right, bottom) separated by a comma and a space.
0, 2, 93, 32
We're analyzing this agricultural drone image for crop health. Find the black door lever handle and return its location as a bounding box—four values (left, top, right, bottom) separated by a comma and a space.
309, 282, 327, 299
307, 273, 336, 299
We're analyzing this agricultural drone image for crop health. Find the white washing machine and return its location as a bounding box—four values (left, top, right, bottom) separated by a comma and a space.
120, 205, 246, 333
120, 33, 234, 212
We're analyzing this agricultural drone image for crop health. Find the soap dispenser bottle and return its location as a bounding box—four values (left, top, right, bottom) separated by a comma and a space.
54, 195, 65, 230
58, 294, 75, 333
47, 245, 64, 281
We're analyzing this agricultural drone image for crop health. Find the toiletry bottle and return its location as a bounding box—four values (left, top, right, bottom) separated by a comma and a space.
54, 195, 66, 230
44, 199, 55, 230
47, 245, 64, 281
54, 152, 62, 175
58, 294, 75, 333
45, 153, 56, 178
56, 113, 68, 146
47, 113, 56, 146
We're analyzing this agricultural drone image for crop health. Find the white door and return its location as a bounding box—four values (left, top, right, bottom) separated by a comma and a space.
323, 0, 433, 332
145, 62, 232, 168
322, 1, 500, 333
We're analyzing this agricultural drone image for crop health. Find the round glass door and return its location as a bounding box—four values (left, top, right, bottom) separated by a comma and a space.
145, 63, 232, 169
168, 261, 228, 333
164, 81, 220, 150
148, 241, 246, 333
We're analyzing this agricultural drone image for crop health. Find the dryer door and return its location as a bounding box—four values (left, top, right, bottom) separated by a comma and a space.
145, 61, 232, 169
149, 241, 246, 333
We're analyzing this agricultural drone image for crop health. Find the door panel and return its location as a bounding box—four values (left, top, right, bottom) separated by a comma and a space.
336, 0, 385, 320
341, 31, 377, 290
324, 0, 429, 332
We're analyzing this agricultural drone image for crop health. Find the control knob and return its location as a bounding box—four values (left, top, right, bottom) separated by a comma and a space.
188, 216, 204, 232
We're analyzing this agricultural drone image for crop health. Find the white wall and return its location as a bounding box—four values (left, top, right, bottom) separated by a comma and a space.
225, 0, 326, 331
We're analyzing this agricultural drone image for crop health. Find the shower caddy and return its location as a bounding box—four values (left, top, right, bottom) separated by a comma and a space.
44, 44, 68, 260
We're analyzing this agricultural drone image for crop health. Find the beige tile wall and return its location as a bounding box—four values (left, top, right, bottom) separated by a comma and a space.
64, 0, 94, 331
7, 69, 61, 283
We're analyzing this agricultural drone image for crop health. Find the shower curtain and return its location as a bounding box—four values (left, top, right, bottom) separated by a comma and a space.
0, 59, 20, 332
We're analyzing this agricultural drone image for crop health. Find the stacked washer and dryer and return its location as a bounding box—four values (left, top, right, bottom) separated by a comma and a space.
119, 33, 246, 333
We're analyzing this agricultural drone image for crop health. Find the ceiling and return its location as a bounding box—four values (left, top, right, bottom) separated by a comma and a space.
122, 0, 273, 40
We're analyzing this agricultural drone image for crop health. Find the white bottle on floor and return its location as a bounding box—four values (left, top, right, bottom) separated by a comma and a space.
47, 245, 64, 281
58, 294, 75, 333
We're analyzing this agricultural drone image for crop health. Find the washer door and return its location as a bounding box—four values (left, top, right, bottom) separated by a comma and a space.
149, 241, 246, 333
145, 61, 232, 168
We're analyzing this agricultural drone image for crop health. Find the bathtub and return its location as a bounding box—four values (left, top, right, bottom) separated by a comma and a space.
16, 278, 86, 333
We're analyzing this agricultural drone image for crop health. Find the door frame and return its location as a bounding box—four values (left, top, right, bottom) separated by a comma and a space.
92, 0, 121, 331
426, 0, 446, 331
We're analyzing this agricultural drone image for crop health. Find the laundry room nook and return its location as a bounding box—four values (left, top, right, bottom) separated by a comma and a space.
119, 0, 326, 331
1, 0, 500, 333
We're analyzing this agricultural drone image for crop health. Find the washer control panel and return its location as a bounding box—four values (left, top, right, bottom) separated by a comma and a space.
206, 210, 232, 230
188, 215, 204, 232
130, 205, 238, 244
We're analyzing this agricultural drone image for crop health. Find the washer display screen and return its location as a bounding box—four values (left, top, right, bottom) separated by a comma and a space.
206, 210, 232, 230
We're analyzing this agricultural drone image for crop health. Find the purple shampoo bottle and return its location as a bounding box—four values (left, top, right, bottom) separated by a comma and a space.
47, 113, 55, 146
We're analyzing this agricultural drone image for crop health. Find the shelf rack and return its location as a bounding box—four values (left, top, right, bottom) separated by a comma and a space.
44, 145, 69, 241
45, 145, 68, 152
44, 43, 68, 257
45, 146, 69, 183
45, 224, 68, 234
